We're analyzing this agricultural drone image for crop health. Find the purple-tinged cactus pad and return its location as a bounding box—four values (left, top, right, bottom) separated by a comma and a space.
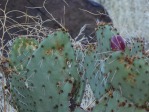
111, 35, 126, 51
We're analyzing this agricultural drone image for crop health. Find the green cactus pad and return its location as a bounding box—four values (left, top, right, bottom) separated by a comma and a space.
83, 23, 119, 100
96, 23, 118, 58
104, 51, 149, 109
125, 37, 144, 56
9, 37, 38, 71
10, 71, 37, 112
83, 44, 109, 99
9, 37, 39, 112
92, 91, 146, 112
11, 30, 80, 112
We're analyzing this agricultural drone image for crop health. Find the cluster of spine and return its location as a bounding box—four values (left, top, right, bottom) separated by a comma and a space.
8, 23, 149, 112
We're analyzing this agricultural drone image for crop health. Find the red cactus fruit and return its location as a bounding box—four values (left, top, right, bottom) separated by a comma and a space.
111, 35, 126, 51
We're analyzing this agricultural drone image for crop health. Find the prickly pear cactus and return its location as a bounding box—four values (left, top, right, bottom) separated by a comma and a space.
92, 90, 146, 112
6, 23, 149, 112
96, 23, 119, 56
9, 37, 38, 71
9, 30, 83, 112
125, 37, 145, 56
9, 37, 39, 112
83, 23, 149, 111
103, 50, 149, 109
82, 23, 119, 100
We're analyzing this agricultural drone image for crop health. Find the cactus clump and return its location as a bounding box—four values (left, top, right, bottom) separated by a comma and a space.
6, 23, 149, 112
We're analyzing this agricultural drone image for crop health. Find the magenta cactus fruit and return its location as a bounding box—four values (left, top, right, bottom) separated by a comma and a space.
111, 35, 126, 51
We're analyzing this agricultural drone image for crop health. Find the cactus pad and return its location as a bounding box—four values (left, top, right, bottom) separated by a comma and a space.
10, 30, 81, 112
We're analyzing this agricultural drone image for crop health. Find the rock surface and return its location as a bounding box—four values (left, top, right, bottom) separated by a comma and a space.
93, 0, 149, 39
